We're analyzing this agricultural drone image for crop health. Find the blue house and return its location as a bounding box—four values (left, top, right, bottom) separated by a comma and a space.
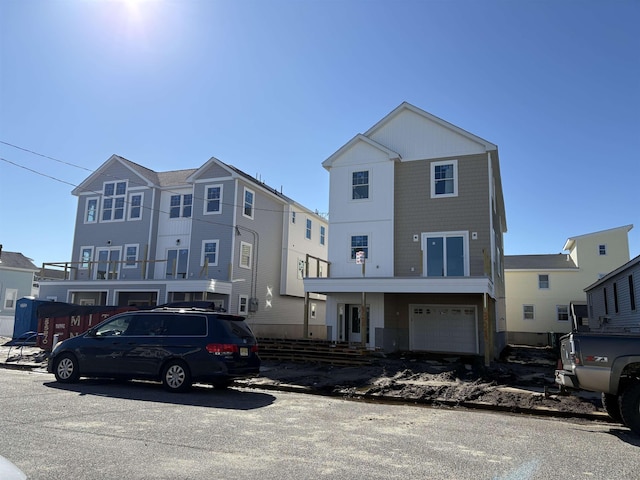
0, 248, 38, 337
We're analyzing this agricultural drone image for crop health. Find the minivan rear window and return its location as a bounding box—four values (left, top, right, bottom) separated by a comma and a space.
217, 315, 255, 339
163, 315, 207, 336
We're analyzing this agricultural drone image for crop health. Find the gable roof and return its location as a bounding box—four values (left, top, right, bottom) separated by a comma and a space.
322, 134, 402, 170
563, 224, 633, 251
504, 254, 578, 270
0, 250, 38, 271
72, 154, 159, 195
365, 102, 498, 151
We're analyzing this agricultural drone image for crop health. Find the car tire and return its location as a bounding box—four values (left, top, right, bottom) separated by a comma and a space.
619, 381, 640, 435
162, 360, 191, 393
54, 353, 80, 383
602, 393, 623, 423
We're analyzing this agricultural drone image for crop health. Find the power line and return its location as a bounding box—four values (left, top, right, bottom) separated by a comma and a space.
0, 140, 329, 218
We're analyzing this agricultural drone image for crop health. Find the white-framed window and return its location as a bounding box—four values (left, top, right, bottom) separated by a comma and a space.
320, 225, 326, 246
128, 193, 143, 220
238, 295, 249, 315
166, 248, 189, 279
170, 194, 192, 218
102, 181, 127, 222
124, 244, 138, 268
243, 187, 255, 219
352, 170, 369, 200
201, 240, 219, 266
599, 244, 607, 255
350, 235, 369, 260
422, 231, 469, 277
3, 288, 18, 309
291, 211, 296, 224
523, 305, 535, 321
557, 305, 569, 322
239, 241, 253, 269
310, 303, 316, 319
306, 218, 312, 239
431, 160, 458, 198
204, 185, 223, 215
538, 274, 549, 289
95, 247, 121, 279
80, 246, 94, 269
85, 197, 99, 223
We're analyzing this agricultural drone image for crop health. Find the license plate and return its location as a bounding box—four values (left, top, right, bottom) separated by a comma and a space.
240, 347, 249, 357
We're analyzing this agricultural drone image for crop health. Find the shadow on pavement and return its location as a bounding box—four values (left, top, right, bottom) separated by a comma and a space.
42, 378, 276, 410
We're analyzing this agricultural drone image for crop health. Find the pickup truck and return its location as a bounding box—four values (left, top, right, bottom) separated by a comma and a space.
555, 331, 640, 434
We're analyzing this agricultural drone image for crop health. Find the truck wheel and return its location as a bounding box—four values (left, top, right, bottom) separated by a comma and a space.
602, 393, 623, 423
162, 360, 191, 392
619, 382, 640, 435
54, 353, 80, 383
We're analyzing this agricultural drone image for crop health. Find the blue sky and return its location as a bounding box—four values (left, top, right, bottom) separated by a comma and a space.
1, 0, 639, 267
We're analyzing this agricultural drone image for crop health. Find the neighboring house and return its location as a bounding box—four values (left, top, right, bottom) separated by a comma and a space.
37, 155, 328, 338
584, 254, 640, 332
505, 225, 632, 345
304, 102, 507, 361
0, 248, 39, 336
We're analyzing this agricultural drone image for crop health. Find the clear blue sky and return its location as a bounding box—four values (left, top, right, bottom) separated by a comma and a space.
1, 0, 639, 267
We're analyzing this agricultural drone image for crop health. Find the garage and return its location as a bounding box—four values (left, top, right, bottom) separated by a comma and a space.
409, 304, 478, 354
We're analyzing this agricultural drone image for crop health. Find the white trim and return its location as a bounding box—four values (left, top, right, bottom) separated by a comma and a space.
430, 159, 458, 199
238, 294, 249, 315
79, 246, 94, 269
350, 168, 371, 202
84, 197, 99, 224
203, 184, 224, 215
123, 244, 139, 269
201, 239, 220, 267
239, 241, 253, 269
421, 231, 470, 277
242, 187, 255, 219
127, 192, 144, 221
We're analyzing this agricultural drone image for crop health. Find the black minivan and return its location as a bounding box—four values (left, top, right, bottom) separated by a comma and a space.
47, 307, 261, 392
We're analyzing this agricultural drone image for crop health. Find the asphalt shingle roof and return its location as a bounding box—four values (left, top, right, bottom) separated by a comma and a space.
0, 251, 39, 270
504, 254, 578, 270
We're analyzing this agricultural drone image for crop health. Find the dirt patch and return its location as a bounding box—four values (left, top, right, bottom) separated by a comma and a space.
247, 345, 603, 416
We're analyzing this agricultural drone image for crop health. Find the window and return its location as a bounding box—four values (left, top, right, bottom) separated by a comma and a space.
350, 235, 369, 260
291, 211, 296, 224
604, 287, 609, 314
102, 181, 127, 222
523, 305, 535, 320
311, 303, 316, 319
557, 305, 569, 322
538, 274, 549, 289
80, 247, 93, 269
170, 194, 192, 218
96, 248, 121, 279
202, 240, 219, 266
352, 171, 369, 200
85, 198, 98, 223
320, 226, 326, 246
613, 282, 619, 313
124, 245, 138, 268
630, 275, 636, 311
239, 241, 253, 269
166, 248, 188, 279
243, 188, 255, 219
4, 289, 18, 309
431, 160, 458, 198
423, 232, 467, 277
599, 244, 607, 255
205, 185, 223, 214
306, 219, 312, 239
128, 194, 143, 220
238, 295, 248, 315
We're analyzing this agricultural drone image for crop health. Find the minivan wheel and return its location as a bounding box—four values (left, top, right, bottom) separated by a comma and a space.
162, 361, 191, 392
619, 382, 640, 435
602, 393, 623, 423
54, 353, 80, 383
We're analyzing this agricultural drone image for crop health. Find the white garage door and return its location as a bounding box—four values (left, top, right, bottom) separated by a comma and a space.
409, 305, 478, 354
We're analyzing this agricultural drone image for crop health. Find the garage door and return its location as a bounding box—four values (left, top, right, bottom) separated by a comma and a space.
409, 305, 478, 354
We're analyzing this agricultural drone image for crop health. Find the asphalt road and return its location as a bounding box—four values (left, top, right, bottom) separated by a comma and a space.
1, 368, 639, 480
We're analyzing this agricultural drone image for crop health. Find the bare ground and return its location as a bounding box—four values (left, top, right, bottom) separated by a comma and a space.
1, 339, 604, 417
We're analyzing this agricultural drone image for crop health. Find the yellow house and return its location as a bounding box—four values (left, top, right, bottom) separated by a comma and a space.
505, 225, 632, 346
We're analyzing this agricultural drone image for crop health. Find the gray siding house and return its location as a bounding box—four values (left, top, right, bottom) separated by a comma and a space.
38, 155, 329, 338
585, 255, 640, 332
0, 249, 38, 336
304, 102, 507, 361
